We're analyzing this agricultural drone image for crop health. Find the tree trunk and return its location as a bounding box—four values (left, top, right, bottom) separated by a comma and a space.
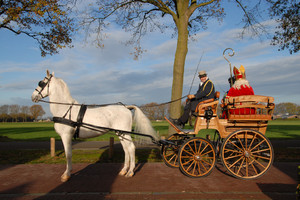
169, 9, 189, 134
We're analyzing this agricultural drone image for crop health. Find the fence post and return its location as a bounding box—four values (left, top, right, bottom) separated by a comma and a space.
50, 137, 55, 157
109, 137, 114, 159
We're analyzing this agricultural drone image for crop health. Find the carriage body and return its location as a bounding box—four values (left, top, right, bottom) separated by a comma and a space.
162, 93, 275, 179
193, 94, 275, 137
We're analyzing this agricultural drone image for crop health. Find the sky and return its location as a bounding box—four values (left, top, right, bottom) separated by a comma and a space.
0, 2, 299, 118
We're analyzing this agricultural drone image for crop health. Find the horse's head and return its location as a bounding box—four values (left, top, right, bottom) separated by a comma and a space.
31, 70, 54, 102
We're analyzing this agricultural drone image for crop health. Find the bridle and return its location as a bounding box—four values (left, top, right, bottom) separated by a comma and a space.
35, 74, 53, 99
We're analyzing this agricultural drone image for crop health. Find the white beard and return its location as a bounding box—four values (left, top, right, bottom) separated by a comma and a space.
232, 79, 250, 90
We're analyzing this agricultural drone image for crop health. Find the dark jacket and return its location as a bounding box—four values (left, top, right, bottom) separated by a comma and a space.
195, 78, 215, 101
190, 78, 215, 111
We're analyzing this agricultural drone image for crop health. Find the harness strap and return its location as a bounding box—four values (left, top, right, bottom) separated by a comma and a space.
53, 117, 77, 127
74, 105, 87, 139
53, 104, 87, 140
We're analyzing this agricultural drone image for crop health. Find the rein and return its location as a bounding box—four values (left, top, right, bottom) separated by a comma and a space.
38, 99, 126, 107
38, 95, 188, 108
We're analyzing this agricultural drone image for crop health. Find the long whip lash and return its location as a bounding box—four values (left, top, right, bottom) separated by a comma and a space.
188, 51, 205, 95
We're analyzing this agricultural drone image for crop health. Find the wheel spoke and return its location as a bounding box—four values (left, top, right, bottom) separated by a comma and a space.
252, 154, 271, 161
248, 133, 258, 149
249, 157, 259, 175
183, 148, 194, 156
250, 139, 265, 152
187, 143, 196, 154
192, 161, 197, 175
237, 136, 246, 151
236, 157, 245, 176
224, 148, 241, 154
196, 140, 203, 154
182, 157, 193, 166
199, 143, 209, 154
224, 153, 243, 160
186, 160, 195, 171
251, 148, 270, 154
197, 161, 201, 174
200, 149, 214, 156
228, 156, 244, 169
252, 157, 268, 169
201, 158, 213, 166
200, 160, 208, 172
167, 154, 177, 163
228, 139, 243, 152
245, 131, 248, 149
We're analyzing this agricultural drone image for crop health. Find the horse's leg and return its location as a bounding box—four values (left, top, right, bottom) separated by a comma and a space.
60, 131, 73, 182
125, 137, 136, 177
118, 133, 136, 177
118, 134, 129, 176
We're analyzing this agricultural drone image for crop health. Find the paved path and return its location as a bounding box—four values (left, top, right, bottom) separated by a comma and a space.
0, 162, 298, 200
0, 140, 299, 199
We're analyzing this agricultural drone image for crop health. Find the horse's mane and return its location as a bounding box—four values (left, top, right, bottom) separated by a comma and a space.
54, 77, 78, 104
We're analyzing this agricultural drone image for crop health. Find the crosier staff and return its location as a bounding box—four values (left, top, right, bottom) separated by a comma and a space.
223, 48, 235, 87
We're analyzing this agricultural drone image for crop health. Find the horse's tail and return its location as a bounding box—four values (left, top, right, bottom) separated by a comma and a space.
126, 105, 159, 143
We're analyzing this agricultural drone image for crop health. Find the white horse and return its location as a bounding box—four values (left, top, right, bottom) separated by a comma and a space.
31, 70, 158, 182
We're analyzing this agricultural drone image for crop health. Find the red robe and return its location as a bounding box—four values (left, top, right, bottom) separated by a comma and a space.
223, 79, 255, 118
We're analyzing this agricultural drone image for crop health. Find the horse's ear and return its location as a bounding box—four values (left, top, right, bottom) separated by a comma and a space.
46, 70, 54, 77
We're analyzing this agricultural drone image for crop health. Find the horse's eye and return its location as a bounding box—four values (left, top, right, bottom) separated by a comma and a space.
38, 81, 46, 88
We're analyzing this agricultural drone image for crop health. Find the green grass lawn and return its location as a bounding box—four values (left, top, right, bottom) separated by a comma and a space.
1, 119, 300, 141
0, 119, 299, 164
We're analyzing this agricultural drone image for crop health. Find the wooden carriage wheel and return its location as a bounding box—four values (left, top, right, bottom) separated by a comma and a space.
220, 129, 274, 180
178, 137, 216, 178
161, 134, 185, 168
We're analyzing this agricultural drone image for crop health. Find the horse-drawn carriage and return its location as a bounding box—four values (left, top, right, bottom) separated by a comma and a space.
32, 48, 275, 181
162, 92, 275, 179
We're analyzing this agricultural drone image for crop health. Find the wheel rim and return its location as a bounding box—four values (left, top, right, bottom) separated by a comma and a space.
179, 138, 216, 177
221, 129, 273, 179
162, 134, 182, 168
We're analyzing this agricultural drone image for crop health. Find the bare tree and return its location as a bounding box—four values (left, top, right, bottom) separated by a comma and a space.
9, 104, 20, 122
0, 105, 10, 122
30, 105, 45, 121
141, 103, 169, 120
20, 106, 31, 122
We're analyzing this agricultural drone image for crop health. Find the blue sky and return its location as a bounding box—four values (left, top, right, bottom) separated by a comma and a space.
0, 2, 299, 117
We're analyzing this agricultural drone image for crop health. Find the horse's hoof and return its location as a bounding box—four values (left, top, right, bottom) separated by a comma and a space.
125, 171, 134, 177
119, 170, 127, 176
61, 175, 70, 182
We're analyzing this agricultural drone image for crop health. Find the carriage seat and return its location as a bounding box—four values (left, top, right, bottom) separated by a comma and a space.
195, 91, 220, 116
226, 95, 275, 121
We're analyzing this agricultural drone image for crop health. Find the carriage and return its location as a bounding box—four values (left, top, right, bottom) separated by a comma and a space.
161, 89, 275, 180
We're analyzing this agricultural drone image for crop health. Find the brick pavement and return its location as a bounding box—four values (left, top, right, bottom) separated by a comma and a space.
0, 162, 298, 200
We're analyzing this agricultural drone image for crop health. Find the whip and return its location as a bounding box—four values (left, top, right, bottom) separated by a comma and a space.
188, 51, 205, 94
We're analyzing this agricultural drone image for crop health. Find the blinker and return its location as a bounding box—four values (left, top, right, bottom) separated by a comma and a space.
38, 81, 47, 88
